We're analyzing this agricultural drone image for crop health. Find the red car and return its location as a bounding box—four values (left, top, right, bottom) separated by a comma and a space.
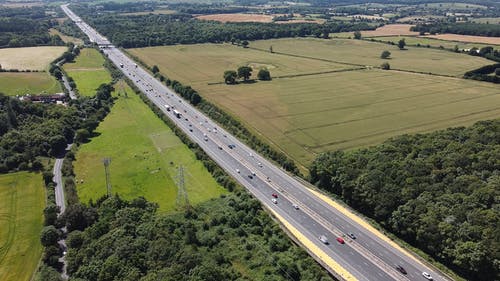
336, 237, 345, 244
272, 193, 278, 198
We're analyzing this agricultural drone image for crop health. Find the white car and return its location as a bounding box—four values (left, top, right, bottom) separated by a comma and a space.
271, 198, 277, 204
236, 169, 240, 173
319, 235, 328, 244
422, 272, 433, 280
292, 204, 299, 210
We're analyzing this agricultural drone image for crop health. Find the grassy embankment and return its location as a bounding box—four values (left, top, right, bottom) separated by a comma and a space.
0, 46, 65, 96
63, 48, 112, 97
74, 81, 226, 212
0, 172, 45, 281
129, 38, 500, 169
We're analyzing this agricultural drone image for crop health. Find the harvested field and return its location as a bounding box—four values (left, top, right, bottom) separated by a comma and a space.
196, 13, 273, 23
130, 38, 499, 169
422, 34, 500, 45
0, 46, 66, 70
360, 24, 419, 37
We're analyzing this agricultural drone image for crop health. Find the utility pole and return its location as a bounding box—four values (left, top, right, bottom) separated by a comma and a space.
175, 165, 190, 209
103, 157, 111, 197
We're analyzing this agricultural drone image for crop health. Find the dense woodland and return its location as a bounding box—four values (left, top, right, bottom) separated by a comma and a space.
62, 194, 333, 281
0, 85, 113, 172
310, 120, 500, 280
0, 7, 64, 48
412, 22, 500, 37
70, 4, 375, 48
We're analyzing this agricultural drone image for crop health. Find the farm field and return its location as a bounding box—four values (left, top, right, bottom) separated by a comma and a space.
0, 46, 66, 70
74, 81, 226, 212
471, 17, 500, 24
128, 43, 349, 86
331, 24, 419, 38
249, 38, 492, 76
421, 34, 500, 45
0, 172, 45, 281
372, 36, 492, 49
0, 72, 61, 96
63, 48, 112, 96
129, 39, 500, 169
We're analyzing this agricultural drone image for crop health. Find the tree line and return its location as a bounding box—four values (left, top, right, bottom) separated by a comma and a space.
309, 120, 500, 280
412, 22, 500, 37
62, 193, 333, 281
70, 4, 375, 48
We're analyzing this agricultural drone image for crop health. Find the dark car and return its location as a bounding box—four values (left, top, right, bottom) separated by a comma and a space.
395, 265, 407, 275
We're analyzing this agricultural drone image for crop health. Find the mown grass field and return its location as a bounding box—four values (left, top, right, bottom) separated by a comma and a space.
0, 172, 45, 281
0, 72, 61, 96
74, 81, 226, 212
129, 38, 500, 169
63, 48, 112, 96
0, 46, 66, 71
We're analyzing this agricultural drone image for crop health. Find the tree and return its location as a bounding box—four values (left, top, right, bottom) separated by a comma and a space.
40, 225, 59, 246
353, 31, 362, 39
75, 128, 90, 143
223, 70, 237, 84
190, 92, 201, 105
241, 40, 249, 48
257, 69, 271, 81
237, 66, 252, 81
380, 50, 391, 59
151, 65, 159, 74
398, 39, 406, 50
495, 68, 500, 76
52, 68, 62, 80
381, 62, 390, 70
44, 204, 60, 226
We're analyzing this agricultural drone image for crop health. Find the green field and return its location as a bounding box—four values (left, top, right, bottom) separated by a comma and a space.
129, 38, 500, 170
74, 81, 226, 212
0, 172, 45, 281
0, 72, 62, 96
373, 36, 494, 49
63, 48, 112, 96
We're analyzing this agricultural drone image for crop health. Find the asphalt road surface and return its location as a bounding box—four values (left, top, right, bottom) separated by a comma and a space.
61, 4, 452, 281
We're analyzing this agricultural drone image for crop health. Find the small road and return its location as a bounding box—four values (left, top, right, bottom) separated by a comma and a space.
56, 59, 77, 100
52, 144, 71, 280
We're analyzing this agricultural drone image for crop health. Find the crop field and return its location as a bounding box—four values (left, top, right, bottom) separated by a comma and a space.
0, 172, 44, 281
0, 72, 61, 96
471, 17, 500, 24
129, 38, 500, 169
0, 46, 66, 71
332, 24, 419, 38
372, 36, 492, 50
63, 48, 112, 96
422, 34, 500, 45
74, 81, 226, 212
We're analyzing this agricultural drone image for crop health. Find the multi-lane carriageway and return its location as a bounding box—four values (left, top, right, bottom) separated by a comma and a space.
61, 4, 452, 281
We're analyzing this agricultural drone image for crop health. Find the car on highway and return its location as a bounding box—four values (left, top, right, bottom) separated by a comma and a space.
272, 193, 278, 198
292, 204, 299, 210
248, 174, 253, 179
204, 137, 208, 141
422, 272, 433, 280
395, 265, 407, 275
336, 237, 345, 244
271, 198, 278, 204
347, 233, 356, 239
319, 235, 328, 244
189, 129, 193, 132
228, 144, 235, 149
236, 169, 240, 173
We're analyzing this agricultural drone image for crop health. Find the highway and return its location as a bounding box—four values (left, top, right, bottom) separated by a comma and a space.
61, 4, 452, 281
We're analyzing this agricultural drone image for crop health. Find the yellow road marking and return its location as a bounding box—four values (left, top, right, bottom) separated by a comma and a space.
268, 207, 358, 281
308, 188, 425, 267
